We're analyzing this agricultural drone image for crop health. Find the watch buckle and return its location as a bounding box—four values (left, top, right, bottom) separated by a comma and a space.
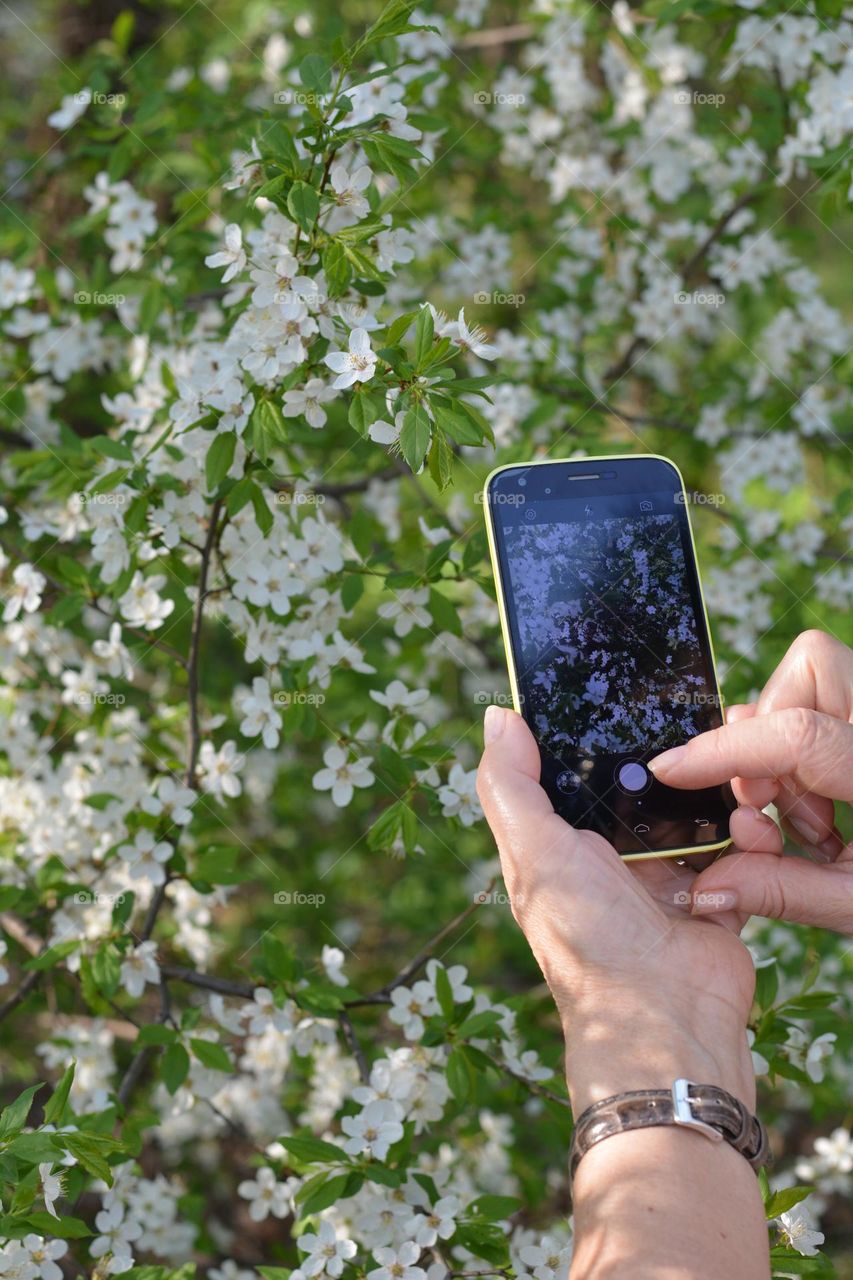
671, 1078, 724, 1142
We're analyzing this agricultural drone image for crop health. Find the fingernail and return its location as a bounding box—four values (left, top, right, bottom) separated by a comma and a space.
789, 815, 822, 846
692, 889, 739, 915
484, 705, 507, 744
739, 804, 775, 825
648, 744, 688, 775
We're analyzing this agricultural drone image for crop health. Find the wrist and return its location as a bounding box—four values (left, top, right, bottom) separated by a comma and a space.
560, 991, 755, 1118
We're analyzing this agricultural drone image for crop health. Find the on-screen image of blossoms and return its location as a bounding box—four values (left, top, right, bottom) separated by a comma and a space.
504, 513, 718, 757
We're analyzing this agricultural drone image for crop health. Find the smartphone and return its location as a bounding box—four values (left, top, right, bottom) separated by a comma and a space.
483, 453, 734, 860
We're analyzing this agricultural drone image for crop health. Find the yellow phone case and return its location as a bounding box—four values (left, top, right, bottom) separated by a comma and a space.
482, 452, 732, 862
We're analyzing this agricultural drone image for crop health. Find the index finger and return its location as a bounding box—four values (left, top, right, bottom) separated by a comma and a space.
648, 707, 853, 802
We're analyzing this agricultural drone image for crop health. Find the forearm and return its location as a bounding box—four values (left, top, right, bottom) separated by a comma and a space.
563, 1004, 769, 1280
570, 1126, 769, 1280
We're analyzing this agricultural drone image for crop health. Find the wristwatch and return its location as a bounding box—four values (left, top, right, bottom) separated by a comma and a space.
569, 1078, 770, 1181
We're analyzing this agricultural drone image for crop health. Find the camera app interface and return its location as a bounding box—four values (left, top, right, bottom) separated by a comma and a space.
493, 479, 732, 854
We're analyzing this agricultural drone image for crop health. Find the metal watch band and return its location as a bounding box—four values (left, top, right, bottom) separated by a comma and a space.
569, 1078, 770, 1181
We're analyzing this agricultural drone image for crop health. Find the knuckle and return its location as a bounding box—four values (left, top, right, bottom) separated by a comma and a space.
790, 628, 841, 665
474, 755, 495, 807
779, 705, 821, 755
755, 872, 789, 922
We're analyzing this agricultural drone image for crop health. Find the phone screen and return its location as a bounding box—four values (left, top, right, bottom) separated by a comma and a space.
487, 456, 734, 856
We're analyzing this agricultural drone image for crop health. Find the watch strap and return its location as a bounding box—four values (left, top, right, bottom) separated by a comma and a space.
569, 1078, 770, 1181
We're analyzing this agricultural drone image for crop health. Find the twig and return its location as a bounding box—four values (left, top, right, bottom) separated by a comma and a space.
604, 183, 766, 383
159, 964, 255, 999
346, 883, 494, 1008
339, 1009, 370, 1083
186, 497, 224, 789
681, 185, 766, 284
116, 1044, 155, 1108
455, 23, 535, 48
0, 971, 41, 1023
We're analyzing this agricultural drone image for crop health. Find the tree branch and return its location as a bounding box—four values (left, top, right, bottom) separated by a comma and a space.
346, 883, 494, 1008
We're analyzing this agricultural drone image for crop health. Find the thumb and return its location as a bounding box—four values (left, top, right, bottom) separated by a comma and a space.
690, 849, 853, 934
476, 707, 557, 851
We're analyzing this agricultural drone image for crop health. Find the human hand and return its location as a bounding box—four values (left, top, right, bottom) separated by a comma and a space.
476, 705, 757, 1117
649, 630, 853, 933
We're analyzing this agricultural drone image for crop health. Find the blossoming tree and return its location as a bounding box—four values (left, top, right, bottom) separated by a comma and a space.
0, 0, 850, 1276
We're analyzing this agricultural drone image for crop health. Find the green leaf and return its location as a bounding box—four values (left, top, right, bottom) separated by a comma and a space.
341, 574, 364, 611
277, 1135, 348, 1164
189, 1039, 234, 1073
323, 242, 351, 297
137, 1024, 177, 1046
297, 1170, 363, 1215
250, 483, 274, 536
427, 428, 453, 490
765, 1185, 814, 1218
342, 243, 385, 283
446, 1047, 472, 1101
456, 1010, 504, 1040
414, 307, 434, 366
25, 941, 78, 971
768, 1247, 834, 1276
399, 405, 431, 472
431, 399, 485, 446
23, 1212, 91, 1239
5, 1133, 58, 1164
226, 476, 254, 517
91, 943, 121, 997
434, 965, 455, 1019
348, 392, 382, 438
205, 431, 236, 492
287, 181, 320, 234
429, 587, 461, 636
43, 1065, 75, 1125
299, 54, 333, 94
467, 1194, 522, 1220
161, 1043, 190, 1095
0, 1086, 42, 1143
91, 436, 134, 462
194, 847, 251, 886
454, 1221, 510, 1267
112, 891, 135, 927
384, 310, 418, 346
62, 1131, 123, 1184
138, 281, 164, 333
366, 800, 404, 851
753, 961, 778, 1013
250, 399, 288, 463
